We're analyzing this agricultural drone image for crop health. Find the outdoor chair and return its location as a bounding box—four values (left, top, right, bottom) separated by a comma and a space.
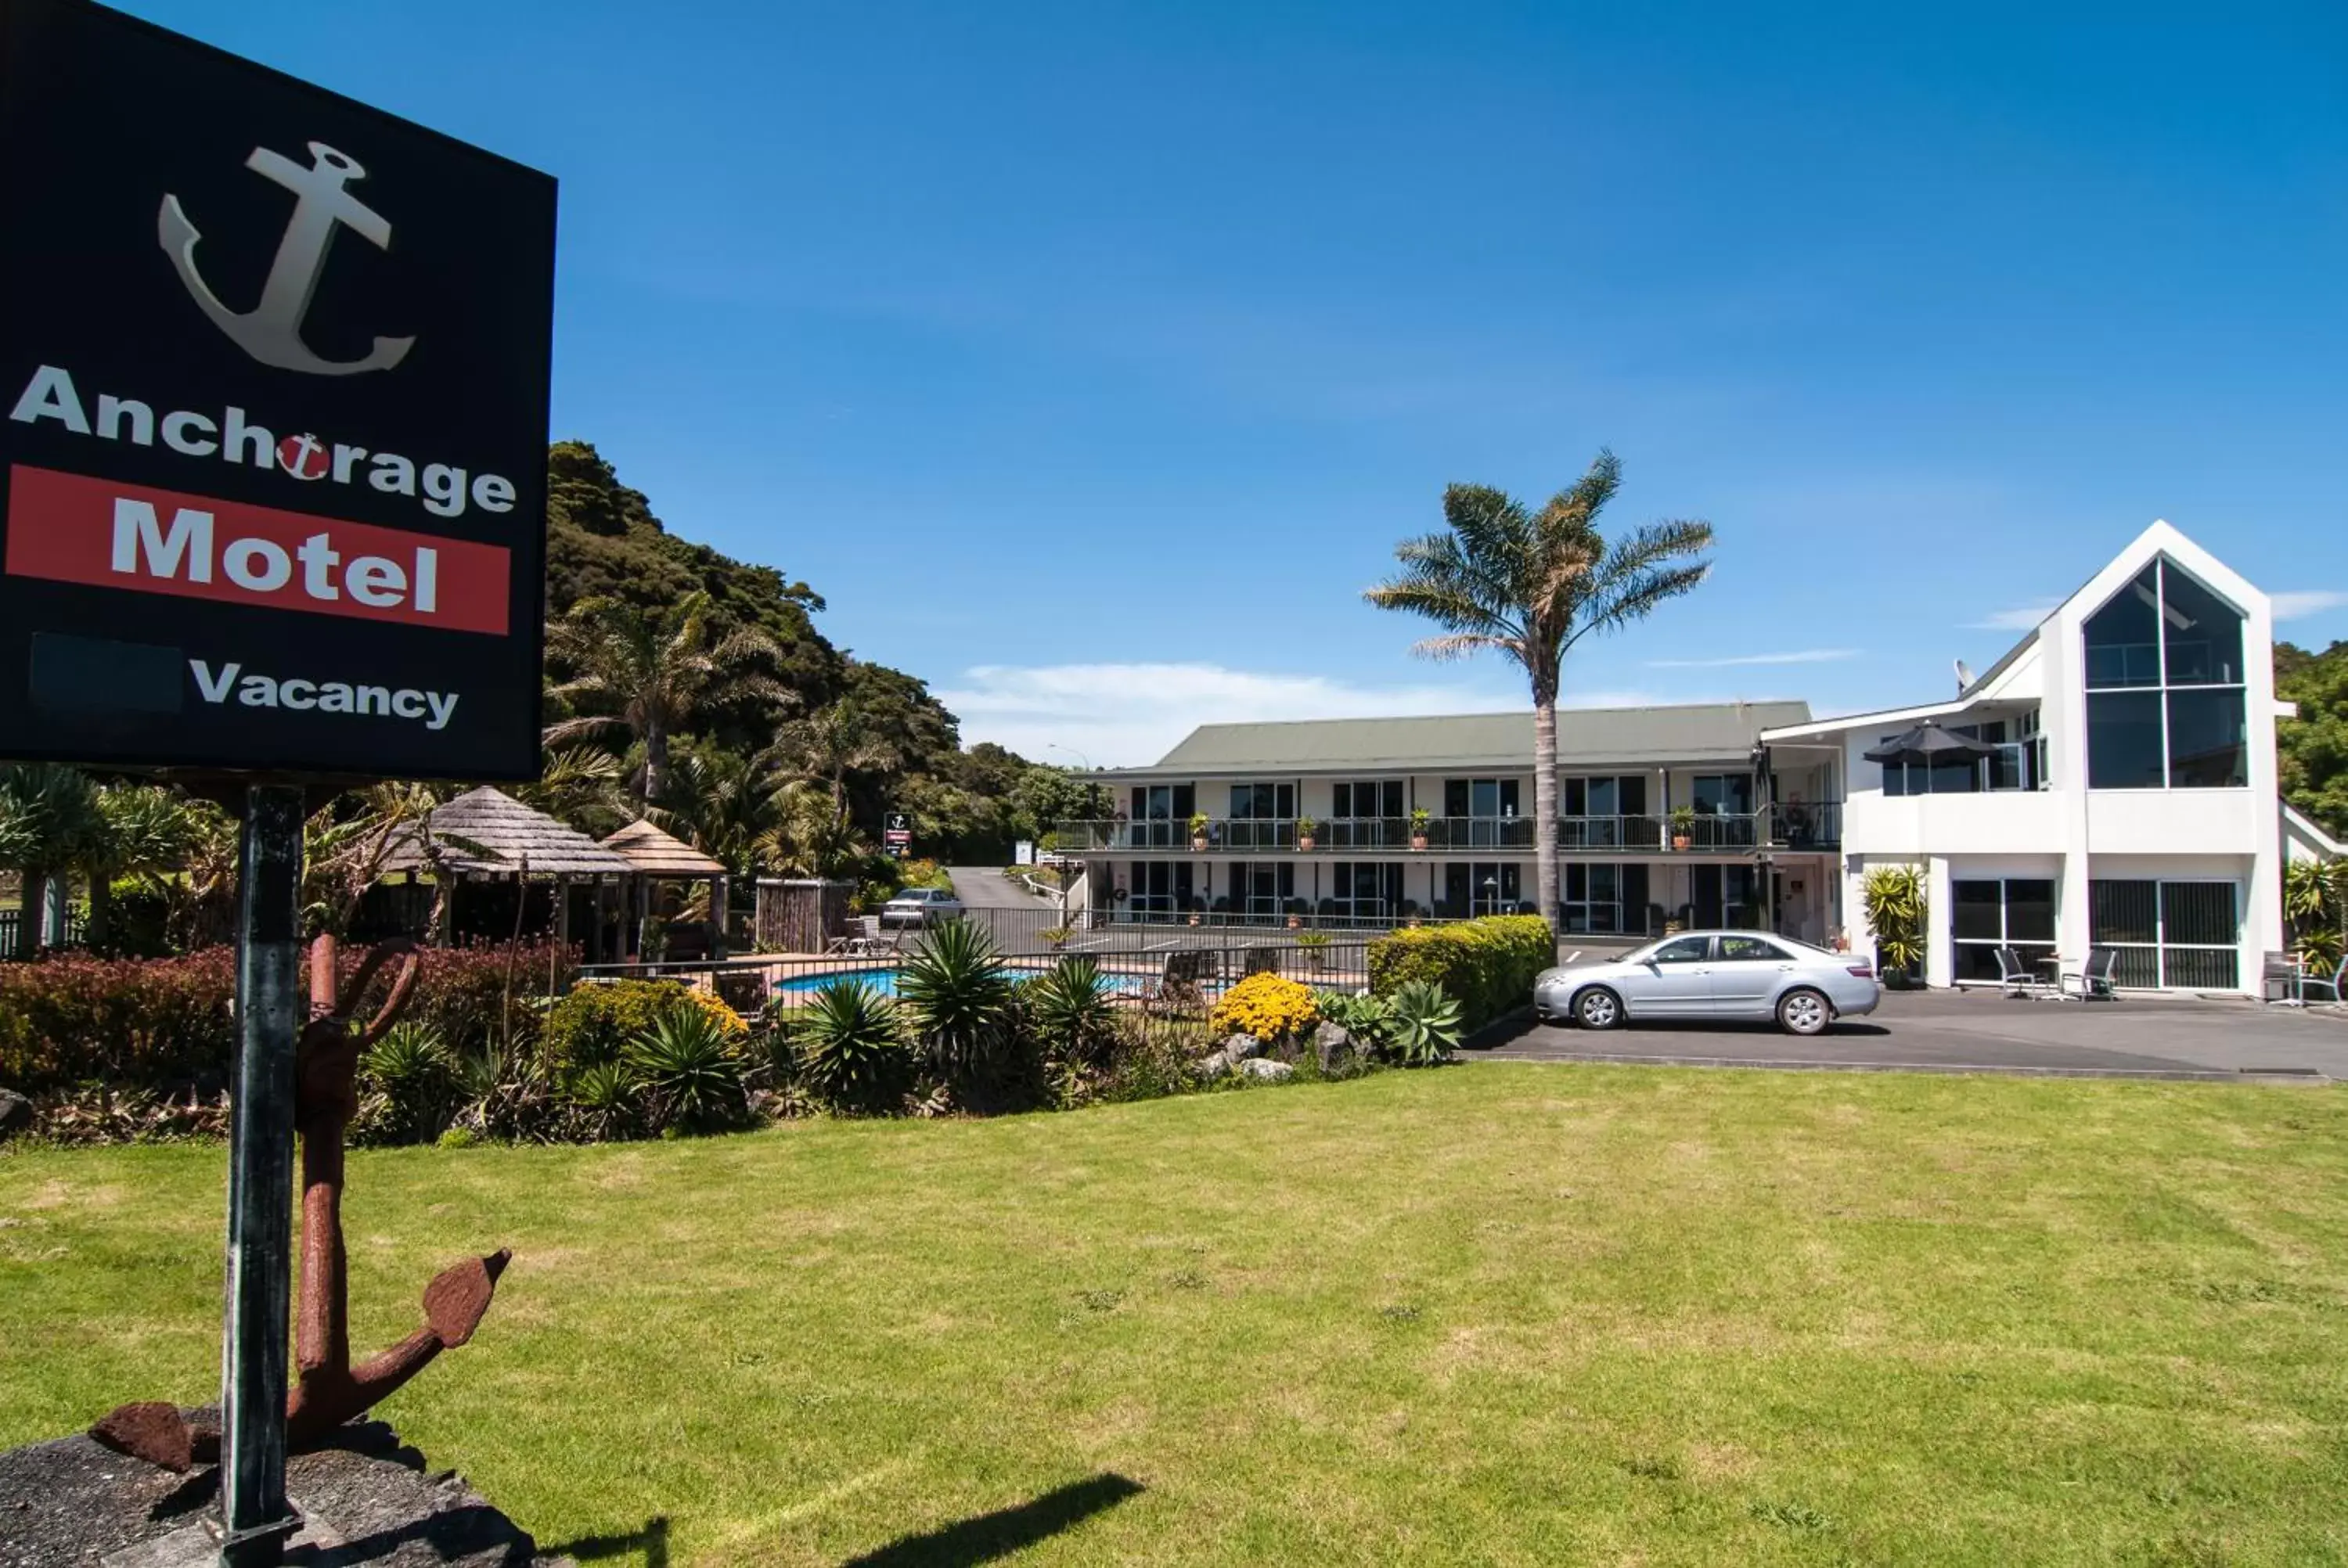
1243, 946, 1282, 977
1144, 949, 1217, 1016
2302, 955, 2346, 1006
1993, 945, 2048, 999
2060, 947, 2119, 1002
2260, 950, 2305, 1005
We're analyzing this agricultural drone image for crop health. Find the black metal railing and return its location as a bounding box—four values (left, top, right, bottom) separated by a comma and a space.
1049, 802, 1842, 856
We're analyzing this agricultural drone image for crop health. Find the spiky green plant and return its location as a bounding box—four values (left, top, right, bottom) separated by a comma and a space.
795, 979, 907, 1110
1862, 864, 1929, 979
358, 1021, 458, 1144
1384, 980, 1463, 1066
625, 1005, 744, 1131
896, 918, 1016, 1077
1025, 955, 1120, 1070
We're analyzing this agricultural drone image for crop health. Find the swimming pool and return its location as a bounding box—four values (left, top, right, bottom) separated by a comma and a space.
769, 966, 1158, 998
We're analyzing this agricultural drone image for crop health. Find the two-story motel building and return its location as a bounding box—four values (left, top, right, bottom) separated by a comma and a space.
1054, 523, 2339, 995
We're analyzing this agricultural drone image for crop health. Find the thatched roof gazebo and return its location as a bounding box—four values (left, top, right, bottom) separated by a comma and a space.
601, 819, 733, 961
376, 787, 638, 961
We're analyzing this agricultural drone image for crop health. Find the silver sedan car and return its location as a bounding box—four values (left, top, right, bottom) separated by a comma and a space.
1536, 930, 1882, 1037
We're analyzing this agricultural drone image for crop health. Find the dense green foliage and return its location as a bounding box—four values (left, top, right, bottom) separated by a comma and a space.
1367, 914, 1554, 1030
1383, 979, 1464, 1064
538, 978, 737, 1080
2278, 638, 2348, 839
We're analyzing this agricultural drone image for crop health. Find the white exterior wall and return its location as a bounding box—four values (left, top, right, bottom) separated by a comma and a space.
1817, 521, 2285, 993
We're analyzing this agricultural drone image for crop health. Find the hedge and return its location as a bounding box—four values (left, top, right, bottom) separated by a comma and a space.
0, 940, 576, 1093
1367, 915, 1554, 1030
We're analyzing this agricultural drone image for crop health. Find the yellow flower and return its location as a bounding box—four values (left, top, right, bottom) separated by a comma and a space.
1208, 973, 1319, 1044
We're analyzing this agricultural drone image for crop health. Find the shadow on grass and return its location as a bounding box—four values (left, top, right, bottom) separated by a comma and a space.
841, 1473, 1144, 1566
547, 1515, 669, 1566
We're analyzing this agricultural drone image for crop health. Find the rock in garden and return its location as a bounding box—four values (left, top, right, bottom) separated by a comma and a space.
1221, 1034, 1264, 1063
0, 1087, 31, 1137
1313, 1022, 1356, 1074
1240, 1058, 1294, 1082
1193, 1051, 1232, 1082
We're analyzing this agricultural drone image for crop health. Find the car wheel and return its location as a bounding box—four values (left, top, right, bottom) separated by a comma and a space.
1776, 987, 1831, 1037
1574, 987, 1623, 1031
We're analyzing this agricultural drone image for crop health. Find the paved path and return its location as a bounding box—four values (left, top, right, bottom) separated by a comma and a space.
943, 865, 1056, 909
1471, 987, 2348, 1081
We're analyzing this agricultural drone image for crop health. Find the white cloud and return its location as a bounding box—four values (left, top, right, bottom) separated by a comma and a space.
938, 662, 1630, 768
2271, 589, 2348, 622
1646, 648, 1859, 670
1965, 602, 2059, 631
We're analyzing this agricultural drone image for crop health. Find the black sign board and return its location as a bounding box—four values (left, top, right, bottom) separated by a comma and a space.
884, 811, 911, 859
0, 0, 555, 780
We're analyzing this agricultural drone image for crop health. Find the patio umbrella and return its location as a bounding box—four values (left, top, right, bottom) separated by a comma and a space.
1862, 721, 1996, 768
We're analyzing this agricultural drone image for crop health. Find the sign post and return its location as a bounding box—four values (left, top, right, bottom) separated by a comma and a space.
218, 783, 304, 1565
884, 811, 913, 861
0, 5, 556, 1560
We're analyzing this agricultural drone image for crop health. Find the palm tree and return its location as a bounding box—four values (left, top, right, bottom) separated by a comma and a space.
0, 763, 103, 958
764, 704, 901, 840
648, 746, 776, 874
80, 784, 209, 952
754, 782, 872, 878
543, 592, 793, 805
1366, 451, 1712, 932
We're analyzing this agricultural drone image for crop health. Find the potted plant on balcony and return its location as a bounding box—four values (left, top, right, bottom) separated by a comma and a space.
1669, 805, 1696, 850
1295, 815, 1318, 852
1409, 807, 1431, 851
1188, 811, 1211, 851
1284, 897, 1308, 930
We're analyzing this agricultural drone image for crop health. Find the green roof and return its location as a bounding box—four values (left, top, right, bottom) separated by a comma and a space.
1117, 702, 1813, 775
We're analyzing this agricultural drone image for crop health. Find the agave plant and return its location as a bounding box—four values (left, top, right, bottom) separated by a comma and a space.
358, 1022, 458, 1143
625, 1004, 745, 1131
567, 1059, 643, 1140
1314, 989, 1395, 1050
1384, 980, 1463, 1066
896, 918, 1016, 1077
1025, 955, 1120, 1070
795, 978, 906, 1110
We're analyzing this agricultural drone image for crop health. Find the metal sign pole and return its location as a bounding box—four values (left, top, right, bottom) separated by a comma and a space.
218, 782, 306, 1566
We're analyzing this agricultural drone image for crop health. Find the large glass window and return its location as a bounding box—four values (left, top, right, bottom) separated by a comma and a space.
1561, 862, 1623, 933
1325, 861, 1404, 925
1128, 784, 1193, 847
1328, 780, 1406, 846
1561, 775, 1650, 847
1951, 878, 2057, 984
2084, 559, 2248, 789
1225, 782, 1295, 849
1442, 777, 1523, 847
2090, 879, 2239, 989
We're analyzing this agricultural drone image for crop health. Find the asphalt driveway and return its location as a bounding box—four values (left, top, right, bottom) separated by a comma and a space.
1471, 987, 2348, 1081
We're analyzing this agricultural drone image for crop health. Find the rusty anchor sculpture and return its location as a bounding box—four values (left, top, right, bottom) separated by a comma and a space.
93, 935, 512, 1473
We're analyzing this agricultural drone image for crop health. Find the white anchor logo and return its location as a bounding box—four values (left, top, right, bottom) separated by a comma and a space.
157, 141, 415, 377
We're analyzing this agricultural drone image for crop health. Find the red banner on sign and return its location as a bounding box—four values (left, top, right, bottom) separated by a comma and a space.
3, 463, 510, 634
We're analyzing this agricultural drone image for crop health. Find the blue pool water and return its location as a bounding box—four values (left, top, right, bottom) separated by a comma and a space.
772, 966, 1157, 998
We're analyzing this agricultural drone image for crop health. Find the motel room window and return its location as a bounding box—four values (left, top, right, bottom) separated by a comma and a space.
1327, 861, 1405, 923
1561, 862, 1648, 934
2090, 879, 2239, 990
1561, 775, 1650, 847
1950, 878, 2057, 984
1226, 782, 1295, 849
1443, 777, 1522, 847
2084, 559, 2248, 790
1328, 780, 1406, 847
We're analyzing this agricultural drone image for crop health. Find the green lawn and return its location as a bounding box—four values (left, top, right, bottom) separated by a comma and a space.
5, 1066, 2346, 1566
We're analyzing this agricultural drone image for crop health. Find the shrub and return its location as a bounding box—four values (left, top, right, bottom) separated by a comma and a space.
398, 940, 578, 1061
1384, 980, 1463, 1065
1315, 988, 1395, 1050
353, 1021, 459, 1145
625, 1005, 747, 1131
1025, 956, 1120, 1071
0, 948, 236, 1091
567, 1059, 641, 1141
1861, 865, 1928, 979
795, 978, 907, 1111
1209, 972, 1318, 1044
1367, 915, 1550, 1030
541, 979, 741, 1080
897, 918, 1016, 1078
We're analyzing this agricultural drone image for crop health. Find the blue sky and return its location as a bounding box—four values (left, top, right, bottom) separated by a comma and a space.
129, 1, 2348, 764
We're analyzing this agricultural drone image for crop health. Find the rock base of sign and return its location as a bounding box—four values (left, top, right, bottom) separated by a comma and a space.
0, 1417, 569, 1567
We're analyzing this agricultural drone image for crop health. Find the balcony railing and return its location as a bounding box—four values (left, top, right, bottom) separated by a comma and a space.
1049, 803, 1841, 854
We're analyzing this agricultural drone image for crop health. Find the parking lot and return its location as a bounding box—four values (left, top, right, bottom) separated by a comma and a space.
1473, 985, 2348, 1081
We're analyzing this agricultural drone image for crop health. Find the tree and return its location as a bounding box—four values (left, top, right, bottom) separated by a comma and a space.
649, 744, 776, 875
766, 703, 902, 841
2278, 639, 2348, 838
81, 784, 209, 952
755, 782, 872, 878
543, 590, 793, 806
0, 763, 103, 958
1366, 451, 1712, 930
